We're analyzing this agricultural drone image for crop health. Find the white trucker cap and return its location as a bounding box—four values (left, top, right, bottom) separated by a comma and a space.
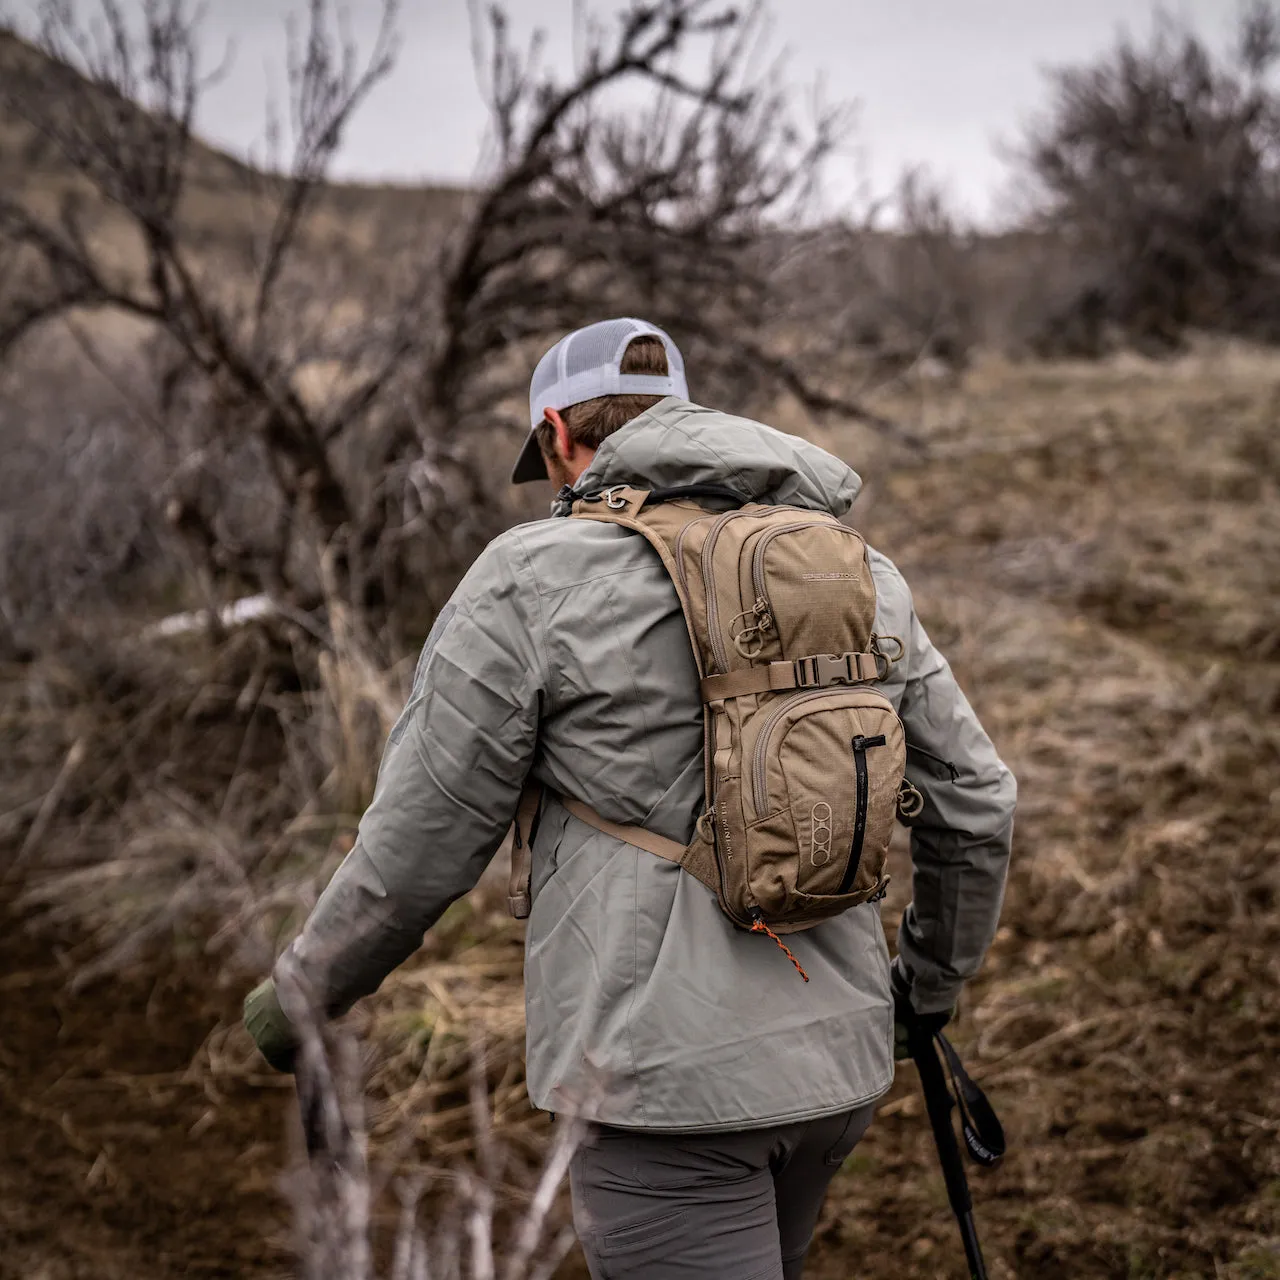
511, 317, 688, 484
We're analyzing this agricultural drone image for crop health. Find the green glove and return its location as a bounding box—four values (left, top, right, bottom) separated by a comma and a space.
243, 978, 300, 1074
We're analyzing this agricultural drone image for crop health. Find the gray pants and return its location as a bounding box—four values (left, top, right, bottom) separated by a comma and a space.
569, 1103, 876, 1279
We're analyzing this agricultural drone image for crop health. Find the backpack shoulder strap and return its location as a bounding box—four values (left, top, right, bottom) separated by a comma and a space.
568, 485, 712, 679
564, 485, 723, 904
506, 488, 721, 919
507, 783, 543, 919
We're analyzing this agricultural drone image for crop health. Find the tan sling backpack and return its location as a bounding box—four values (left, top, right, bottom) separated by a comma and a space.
508, 483, 921, 979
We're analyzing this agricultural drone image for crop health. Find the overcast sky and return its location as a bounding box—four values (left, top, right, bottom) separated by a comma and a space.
2, 0, 1244, 223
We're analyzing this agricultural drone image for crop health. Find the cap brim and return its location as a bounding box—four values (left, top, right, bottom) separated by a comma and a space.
510, 428, 549, 485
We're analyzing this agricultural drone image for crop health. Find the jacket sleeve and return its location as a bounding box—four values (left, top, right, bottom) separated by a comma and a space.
887, 564, 1016, 1016
273, 532, 549, 1019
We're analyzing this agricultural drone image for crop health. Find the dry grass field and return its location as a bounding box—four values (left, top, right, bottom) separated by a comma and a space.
2, 337, 1277, 1277
812, 345, 1280, 1278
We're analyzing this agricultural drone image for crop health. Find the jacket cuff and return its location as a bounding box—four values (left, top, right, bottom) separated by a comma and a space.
891, 955, 960, 1018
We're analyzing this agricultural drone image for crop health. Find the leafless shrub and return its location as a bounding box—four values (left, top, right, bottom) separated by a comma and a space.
0, 352, 172, 649
806, 168, 978, 377
435, 1, 914, 445
12, 563, 408, 963
0, 0, 424, 631
273, 981, 582, 1280
0, 0, 920, 665
1016, 0, 1280, 353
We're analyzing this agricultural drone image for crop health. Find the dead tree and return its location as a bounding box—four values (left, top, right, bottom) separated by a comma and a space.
420, 0, 916, 450
1, 1, 418, 614
1, 0, 913, 657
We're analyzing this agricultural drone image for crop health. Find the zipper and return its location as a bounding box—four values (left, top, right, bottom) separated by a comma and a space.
673, 511, 720, 597
750, 689, 833, 816
706, 509, 789, 670
698, 506, 789, 671
699, 510, 743, 671
839, 733, 887, 893
750, 687, 893, 815
906, 742, 960, 781
680, 506, 798, 675
749, 518, 853, 603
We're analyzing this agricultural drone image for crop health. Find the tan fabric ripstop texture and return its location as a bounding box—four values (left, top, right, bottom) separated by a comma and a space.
509, 484, 908, 943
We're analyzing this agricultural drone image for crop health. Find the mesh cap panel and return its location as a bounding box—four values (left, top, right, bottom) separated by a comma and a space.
526, 317, 688, 429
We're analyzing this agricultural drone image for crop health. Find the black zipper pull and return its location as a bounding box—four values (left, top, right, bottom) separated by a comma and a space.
906, 742, 960, 781
840, 734, 887, 894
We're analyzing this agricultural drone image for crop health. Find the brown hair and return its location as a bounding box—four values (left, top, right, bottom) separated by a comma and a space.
533, 334, 669, 459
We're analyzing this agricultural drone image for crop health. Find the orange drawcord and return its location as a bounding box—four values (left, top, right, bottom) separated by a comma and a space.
750, 913, 810, 982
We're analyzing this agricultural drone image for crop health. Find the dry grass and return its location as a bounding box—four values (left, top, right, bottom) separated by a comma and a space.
4, 339, 1279, 1277
802, 339, 1280, 1279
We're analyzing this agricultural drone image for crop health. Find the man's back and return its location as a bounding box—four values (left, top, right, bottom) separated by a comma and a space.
281, 397, 1016, 1131
247, 321, 1017, 1279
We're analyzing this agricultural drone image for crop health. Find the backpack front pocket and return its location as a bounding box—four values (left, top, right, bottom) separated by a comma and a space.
742, 688, 903, 915
740, 522, 876, 662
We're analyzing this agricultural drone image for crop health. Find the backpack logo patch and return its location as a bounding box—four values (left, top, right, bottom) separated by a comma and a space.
810, 802, 833, 866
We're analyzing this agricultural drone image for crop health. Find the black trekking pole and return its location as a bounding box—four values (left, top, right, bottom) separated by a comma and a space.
909, 1027, 1005, 1280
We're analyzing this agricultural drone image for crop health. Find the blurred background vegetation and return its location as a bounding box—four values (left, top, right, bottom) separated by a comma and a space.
0, 2, 1277, 1277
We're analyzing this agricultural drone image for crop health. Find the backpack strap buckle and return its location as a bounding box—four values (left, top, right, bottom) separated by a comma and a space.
794, 652, 864, 687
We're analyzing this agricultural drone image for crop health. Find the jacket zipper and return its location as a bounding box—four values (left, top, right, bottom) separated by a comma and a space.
906, 742, 960, 780
839, 733, 887, 893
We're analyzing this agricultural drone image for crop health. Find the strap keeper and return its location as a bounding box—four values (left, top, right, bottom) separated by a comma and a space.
507, 784, 543, 920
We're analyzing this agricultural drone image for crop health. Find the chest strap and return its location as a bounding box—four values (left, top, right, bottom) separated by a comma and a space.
507, 785, 686, 919
700, 650, 885, 702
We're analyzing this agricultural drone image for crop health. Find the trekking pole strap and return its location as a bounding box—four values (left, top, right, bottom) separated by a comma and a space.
911, 1028, 975, 1214
936, 1031, 1006, 1167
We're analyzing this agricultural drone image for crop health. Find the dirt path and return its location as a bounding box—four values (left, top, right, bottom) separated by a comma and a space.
0, 888, 290, 1279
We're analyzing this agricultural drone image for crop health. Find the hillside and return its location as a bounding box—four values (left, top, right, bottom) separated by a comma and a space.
0, 29, 470, 282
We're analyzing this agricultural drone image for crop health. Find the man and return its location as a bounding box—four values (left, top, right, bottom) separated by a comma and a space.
245, 318, 1016, 1278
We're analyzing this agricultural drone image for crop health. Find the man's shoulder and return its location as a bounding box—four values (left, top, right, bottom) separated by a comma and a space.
866, 546, 914, 626
484, 515, 662, 598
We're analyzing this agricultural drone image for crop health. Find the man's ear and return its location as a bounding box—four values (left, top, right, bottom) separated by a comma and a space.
543, 407, 573, 460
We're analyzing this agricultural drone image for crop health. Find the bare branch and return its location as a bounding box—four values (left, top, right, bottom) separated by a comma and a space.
254, 0, 399, 325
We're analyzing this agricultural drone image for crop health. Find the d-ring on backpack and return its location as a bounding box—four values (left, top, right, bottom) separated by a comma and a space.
508, 483, 923, 979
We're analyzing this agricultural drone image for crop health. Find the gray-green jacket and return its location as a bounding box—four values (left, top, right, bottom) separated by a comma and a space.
274, 398, 1016, 1131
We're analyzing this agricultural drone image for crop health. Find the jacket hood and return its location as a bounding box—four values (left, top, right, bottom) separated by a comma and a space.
551, 398, 861, 518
